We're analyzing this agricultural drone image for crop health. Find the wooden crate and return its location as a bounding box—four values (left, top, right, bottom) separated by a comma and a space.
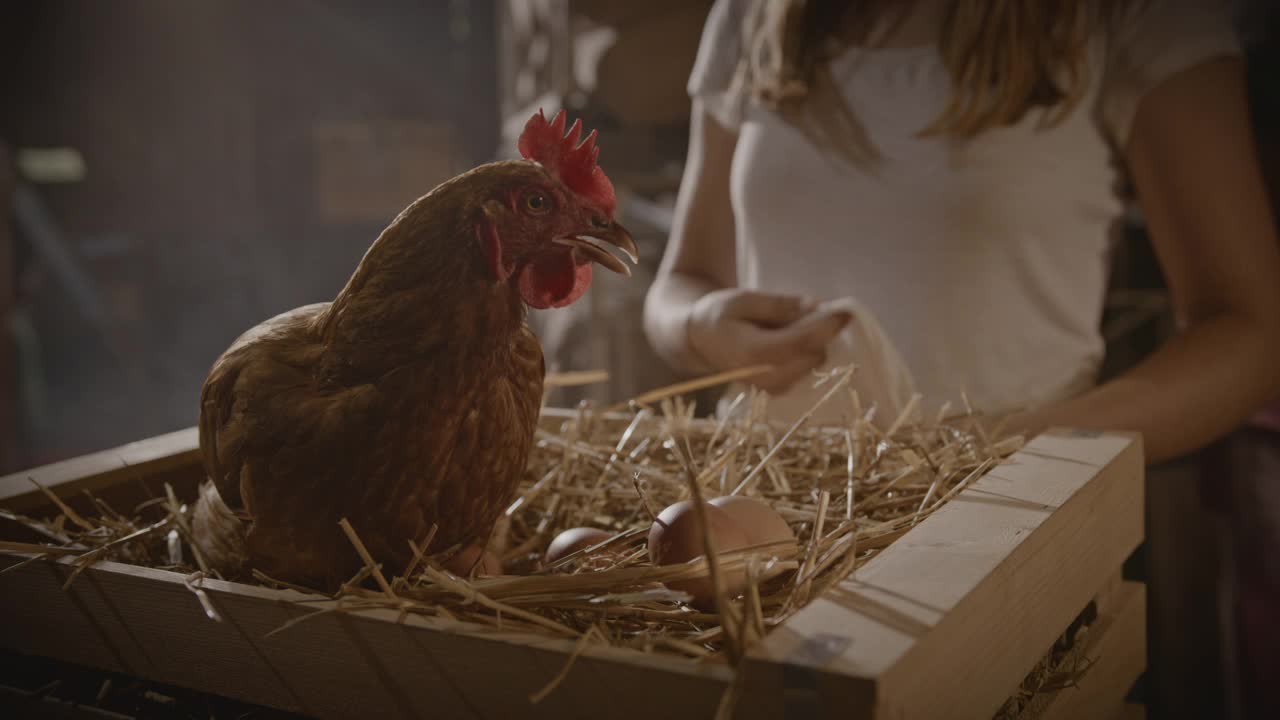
0, 415, 1146, 719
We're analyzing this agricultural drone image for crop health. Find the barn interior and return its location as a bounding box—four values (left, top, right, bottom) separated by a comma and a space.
1, 2, 1277, 719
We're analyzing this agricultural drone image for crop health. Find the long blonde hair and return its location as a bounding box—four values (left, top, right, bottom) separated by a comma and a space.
733, 0, 1135, 164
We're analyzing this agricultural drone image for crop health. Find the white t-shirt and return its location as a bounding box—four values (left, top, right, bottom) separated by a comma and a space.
689, 0, 1241, 423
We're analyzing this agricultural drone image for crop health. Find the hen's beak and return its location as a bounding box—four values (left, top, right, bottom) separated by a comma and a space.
553, 221, 638, 276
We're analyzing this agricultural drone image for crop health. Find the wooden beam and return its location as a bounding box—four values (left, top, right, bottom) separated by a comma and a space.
743, 429, 1144, 719
0, 427, 199, 513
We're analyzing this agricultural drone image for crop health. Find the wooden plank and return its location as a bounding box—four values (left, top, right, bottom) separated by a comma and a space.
0, 558, 140, 676
0, 555, 311, 712
0, 553, 729, 719
0, 407, 625, 516
0, 427, 200, 513
743, 429, 1144, 719
0, 407, 591, 515
0, 407, 588, 512
1038, 581, 1147, 720
1, 420, 1146, 719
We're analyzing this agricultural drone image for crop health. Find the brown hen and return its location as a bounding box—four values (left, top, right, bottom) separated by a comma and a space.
192, 111, 636, 590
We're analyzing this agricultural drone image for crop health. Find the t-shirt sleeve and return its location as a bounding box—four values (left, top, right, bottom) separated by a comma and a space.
687, 0, 750, 130
1099, 0, 1242, 147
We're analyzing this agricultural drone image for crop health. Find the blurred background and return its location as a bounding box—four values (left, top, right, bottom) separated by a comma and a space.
0, 0, 723, 473
0, 1, 1277, 718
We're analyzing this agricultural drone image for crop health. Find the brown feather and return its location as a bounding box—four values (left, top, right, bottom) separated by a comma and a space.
193, 162, 551, 590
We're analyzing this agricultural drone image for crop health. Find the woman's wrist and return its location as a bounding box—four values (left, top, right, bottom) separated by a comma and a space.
644, 280, 717, 376
679, 306, 717, 376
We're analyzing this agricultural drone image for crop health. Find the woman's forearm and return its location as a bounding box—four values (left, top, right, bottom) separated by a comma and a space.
1007, 311, 1280, 464
643, 272, 722, 374
1056, 57, 1280, 464
644, 104, 741, 375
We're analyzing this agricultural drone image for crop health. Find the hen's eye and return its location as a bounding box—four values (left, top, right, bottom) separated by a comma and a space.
524, 193, 549, 213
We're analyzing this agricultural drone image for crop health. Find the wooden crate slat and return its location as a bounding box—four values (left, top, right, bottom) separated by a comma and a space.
1038, 581, 1147, 720
213, 593, 494, 719
247, 600, 731, 720
744, 429, 1144, 719
0, 553, 730, 719
0, 411, 583, 514
1, 558, 140, 675
0, 420, 1145, 719
0, 428, 200, 513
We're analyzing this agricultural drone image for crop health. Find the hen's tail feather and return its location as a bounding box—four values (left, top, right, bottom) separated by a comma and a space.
191, 481, 248, 579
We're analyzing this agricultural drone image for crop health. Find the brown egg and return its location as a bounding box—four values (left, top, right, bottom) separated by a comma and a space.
544, 527, 613, 565
443, 544, 502, 577
709, 495, 796, 549
648, 500, 751, 608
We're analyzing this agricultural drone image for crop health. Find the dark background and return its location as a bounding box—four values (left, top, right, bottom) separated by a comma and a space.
0, 0, 499, 469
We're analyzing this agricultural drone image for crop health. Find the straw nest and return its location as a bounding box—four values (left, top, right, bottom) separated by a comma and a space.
3, 365, 1032, 711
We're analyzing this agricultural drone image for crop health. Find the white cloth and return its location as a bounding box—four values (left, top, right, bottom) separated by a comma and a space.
721, 298, 919, 428
690, 0, 1241, 420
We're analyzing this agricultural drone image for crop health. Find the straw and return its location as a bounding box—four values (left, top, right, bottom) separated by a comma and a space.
3, 363, 1024, 671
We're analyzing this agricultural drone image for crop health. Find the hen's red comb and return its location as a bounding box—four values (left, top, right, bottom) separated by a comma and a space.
518, 109, 616, 215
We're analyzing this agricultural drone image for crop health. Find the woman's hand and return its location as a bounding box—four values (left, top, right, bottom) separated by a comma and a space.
645, 102, 850, 394
687, 289, 851, 394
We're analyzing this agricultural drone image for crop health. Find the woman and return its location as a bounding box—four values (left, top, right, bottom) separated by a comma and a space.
643, 0, 1280, 464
